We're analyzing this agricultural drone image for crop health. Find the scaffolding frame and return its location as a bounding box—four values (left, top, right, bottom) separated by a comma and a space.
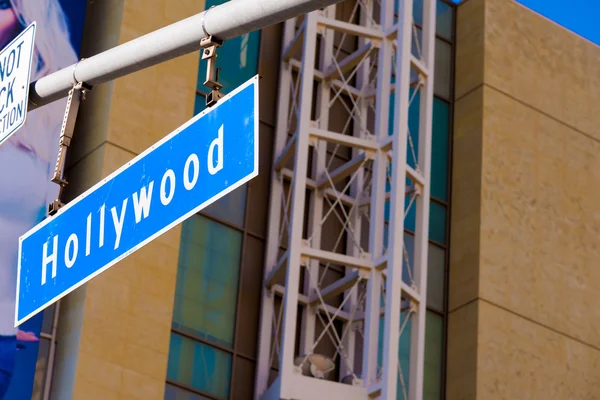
255, 0, 436, 398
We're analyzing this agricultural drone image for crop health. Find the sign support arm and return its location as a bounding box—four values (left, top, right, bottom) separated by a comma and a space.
48, 78, 92, 216
27, 0, 344, 111
200, 34, 225, 107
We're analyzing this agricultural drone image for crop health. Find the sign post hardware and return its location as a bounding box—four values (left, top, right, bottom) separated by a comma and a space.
48, 78, 92, 216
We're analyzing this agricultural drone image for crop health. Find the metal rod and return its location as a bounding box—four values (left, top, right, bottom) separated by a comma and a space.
299, 3, 334, 356
408, 0, 436, 396
254, 14, 297, 398
380, 0, 414, 396
278, 12, 318, 394
42, 300, 60, 400
28, 0, 344, 111
361, 0, 393, 386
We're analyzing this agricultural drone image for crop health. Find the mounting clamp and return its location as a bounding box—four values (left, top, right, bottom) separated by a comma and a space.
48, 80, 92, 216
200, 35, 225, 107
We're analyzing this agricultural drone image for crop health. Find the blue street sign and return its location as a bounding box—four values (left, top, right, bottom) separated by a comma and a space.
15, 76, 259, 326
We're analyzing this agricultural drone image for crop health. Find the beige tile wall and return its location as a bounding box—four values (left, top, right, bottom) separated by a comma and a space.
51, 1, 204, 399
449, 0, 600, 398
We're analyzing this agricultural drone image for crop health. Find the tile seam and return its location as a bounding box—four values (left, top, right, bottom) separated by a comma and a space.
449, 296, 600, 352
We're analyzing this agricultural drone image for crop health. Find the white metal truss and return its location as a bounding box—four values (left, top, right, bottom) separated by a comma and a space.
255, 0, 436, 399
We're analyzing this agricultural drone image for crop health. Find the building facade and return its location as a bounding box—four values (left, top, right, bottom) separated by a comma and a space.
448, 0, 600, 398
23, 0, 599, 399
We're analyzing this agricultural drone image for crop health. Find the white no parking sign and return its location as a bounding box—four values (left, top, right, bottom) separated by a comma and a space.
0, 22, 36, 146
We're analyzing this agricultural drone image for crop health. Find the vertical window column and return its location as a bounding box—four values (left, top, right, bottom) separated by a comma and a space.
383, 0, 455, 398
166, 0, 262, 398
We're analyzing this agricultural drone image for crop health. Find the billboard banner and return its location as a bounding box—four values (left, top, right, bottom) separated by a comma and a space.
0, 1, 87, 399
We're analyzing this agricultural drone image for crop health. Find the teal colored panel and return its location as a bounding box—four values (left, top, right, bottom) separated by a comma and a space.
436, 0, 454, 39
377, 312, 412, 399
387, 93, 450, 203
398, 0, 454, 39
205, 0, 226, 6
429, 201, 446, 244
387, 87, 421, 170
382, 160, 391, 222
383, 222, 388, 250
388, 87, 420, 165
384, 191, 416, 229
423, 312, 444, 400
427, 244, 445, 312
398, 18, 453, 100
173, 215, 243, 347
385, 198, 445, 244
166, 332, 183, 382
194, 92, 207, 116
411, 26, 423, 59
413, 0, 423, 26
397, 314, 411, 400
375, 312, 444, 400
404, 192, 416, 232
165, 383, 211, 400
431, 99, 449, 201
382, 232, 445, 311
385, 199, 389, 223
434, 38, 452, 99
203, 184, 248, 227
407, 89, 421, 169
403, 233, 415, 286
382, 229, 414, 288
384, 174, 419, 229
167, 333, 232, 399
413, 0, 455, 40
388, 86, 395, 138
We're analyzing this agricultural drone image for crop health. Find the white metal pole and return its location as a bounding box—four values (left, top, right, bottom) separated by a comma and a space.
278, 12, 318, 398
380, 0, 414, 397
299, 4, 335, 356
42, 301, 60, 400
28, 0, 345, 110
254, 16, 297, 399
408, 0, 436, 397
341, 0, 373, 380
362, 0, 394, 388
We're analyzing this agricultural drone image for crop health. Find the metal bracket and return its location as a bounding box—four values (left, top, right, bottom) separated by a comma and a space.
48, 81, 92, 216
200, 35, 225, 107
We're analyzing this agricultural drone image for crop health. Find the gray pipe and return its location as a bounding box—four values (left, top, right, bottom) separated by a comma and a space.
28, 0, 342, 110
